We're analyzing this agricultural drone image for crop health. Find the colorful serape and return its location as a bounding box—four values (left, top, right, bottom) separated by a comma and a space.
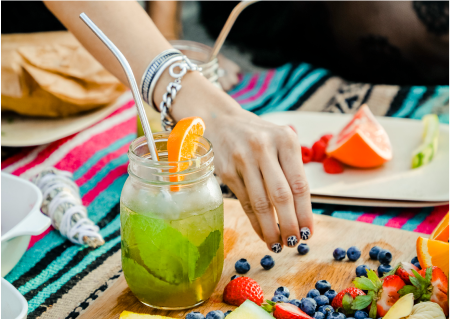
2, 63, 448, 319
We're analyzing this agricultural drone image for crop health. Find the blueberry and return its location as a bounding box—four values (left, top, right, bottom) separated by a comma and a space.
274, 286, 290, 298
356, 265, 370, 277
186, 312, 205, 319
369, 246, 382, 260
327, 312, 346, 319
224, 310, 232, 317
300, 298, 317, 316
315, 280, 332, 294
314, 295, 329, 307
378, 264, 393, 277
378, 250, 392, 265
333, 248, 346, 261
314, 312, 326, 319
354, 310, 368, 319
297, 243, 310, 255
318, 305, 334, 316
261, 255, 275, 270
411, 256, 419, 265
206, 310, 224, 319
230, 275, 239, 281
307, 289, 321, 299
413, 261, 422, 270
324, 290, 337, 303
272, 295, 289, 303
235, 258, 250, 274
289, 299, 301, 308
347, 246, 361, 261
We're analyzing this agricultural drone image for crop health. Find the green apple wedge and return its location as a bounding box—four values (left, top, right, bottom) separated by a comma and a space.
412, 114, 439, 169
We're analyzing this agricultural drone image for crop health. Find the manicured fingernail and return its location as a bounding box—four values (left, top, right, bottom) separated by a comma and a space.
271, 243, 282, 253
300, 227, 311, 240
287, 236, 298, 247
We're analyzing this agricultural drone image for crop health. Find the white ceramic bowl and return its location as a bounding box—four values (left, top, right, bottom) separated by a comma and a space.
1, 278, 28, 319
1, 172, 51, 277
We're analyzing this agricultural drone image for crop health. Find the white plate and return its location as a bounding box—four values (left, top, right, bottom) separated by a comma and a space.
1, 278, 28, 319
1, 91, 132, 147
261, 111, 449, 202
1, 173, 50, 277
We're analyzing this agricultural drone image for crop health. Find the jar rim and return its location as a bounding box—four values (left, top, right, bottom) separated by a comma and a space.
169, 40, 218, 69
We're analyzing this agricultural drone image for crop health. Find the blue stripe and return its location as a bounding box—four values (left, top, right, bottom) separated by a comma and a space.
18, 215, 121, 295
79, 154, 128, 197
371, 209, 400, 226
72, 134, 135, 181
392, 86, 427, 118
227, 73, 253, 96
235, 71, 270, 101
312, 208, 324, 215
265, 69, 328, 113
410, 86, 449, 121
332, 211, 364, 221
242, 64, 292, 111
401, 207, 434, 231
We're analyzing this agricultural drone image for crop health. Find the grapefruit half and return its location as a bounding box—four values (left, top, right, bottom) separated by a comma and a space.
326, 104, 392, 168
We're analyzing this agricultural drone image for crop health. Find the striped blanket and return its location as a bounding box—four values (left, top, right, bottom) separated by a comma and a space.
2, 63, 449, 319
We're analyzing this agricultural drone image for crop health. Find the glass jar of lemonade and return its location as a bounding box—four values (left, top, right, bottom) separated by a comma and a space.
120, 132, 224, 310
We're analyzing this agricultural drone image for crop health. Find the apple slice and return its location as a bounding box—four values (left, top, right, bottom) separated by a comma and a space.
382, 293, 414, 319
226, 300, 274, 319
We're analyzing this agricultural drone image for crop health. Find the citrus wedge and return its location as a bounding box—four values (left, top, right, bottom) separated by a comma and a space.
326, 104, 392, 168
416, 236, 449, 277
120, 311, 172, 319
411, 114, 439, 169
430, 212, 449, 242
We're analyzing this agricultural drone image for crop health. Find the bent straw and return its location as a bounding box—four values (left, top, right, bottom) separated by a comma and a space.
79, 13, 159, 161
208, 0, 259, 62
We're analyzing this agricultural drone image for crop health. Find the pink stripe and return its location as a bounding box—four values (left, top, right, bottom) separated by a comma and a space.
385, 209, 420, 228
81, 164, 128, 206
104, 99, 134, 120
11, 135, 76, 176
27, 226, 54, 249
231, 74, 259, 99
356, 212, 382, 224
54, 117, 136, 173
237, 70, 275, 104
414, 205, 449, 234
1, 147, 36, 170
75, 143, 130, 186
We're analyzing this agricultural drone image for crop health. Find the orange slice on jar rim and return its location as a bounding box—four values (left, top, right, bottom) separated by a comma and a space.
430, 211, 449, 242
416, 236, 449, 277
167, 117, 205, 190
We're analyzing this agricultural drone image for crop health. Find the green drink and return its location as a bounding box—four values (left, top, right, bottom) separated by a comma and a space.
121, 133, 224, 309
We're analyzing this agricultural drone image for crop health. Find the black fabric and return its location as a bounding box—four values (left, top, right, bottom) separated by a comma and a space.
1, 1, 66, 34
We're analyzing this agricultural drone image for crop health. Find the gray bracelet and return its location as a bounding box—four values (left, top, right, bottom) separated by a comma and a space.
140, 49, 181, 107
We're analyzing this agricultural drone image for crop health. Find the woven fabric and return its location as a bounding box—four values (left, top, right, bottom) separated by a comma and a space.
2, 63, 449, 319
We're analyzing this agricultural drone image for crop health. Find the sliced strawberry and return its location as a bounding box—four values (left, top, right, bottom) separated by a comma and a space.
263, 301, 313, 319
320, 134, 334, 144
377, 275, 406, 317
419, 266, 448, 316
312, 140, 327, 162
301, 146, 313, 164
331, 287, 366, 309
289, 125, 297, 133
223, 277, 264, 306
323, 157, 344, 174
395, 262, 419, 284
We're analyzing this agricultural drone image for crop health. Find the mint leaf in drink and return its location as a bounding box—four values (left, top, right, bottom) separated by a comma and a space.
195, 230, 222, 279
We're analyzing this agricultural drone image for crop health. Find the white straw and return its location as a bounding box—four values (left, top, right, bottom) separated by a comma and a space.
79, 13, 159, 161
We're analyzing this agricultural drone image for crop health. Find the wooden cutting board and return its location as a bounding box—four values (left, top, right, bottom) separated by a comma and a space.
80, 199, 423, 319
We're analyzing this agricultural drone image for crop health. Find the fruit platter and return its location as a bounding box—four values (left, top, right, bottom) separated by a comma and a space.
79, 200, 449, 319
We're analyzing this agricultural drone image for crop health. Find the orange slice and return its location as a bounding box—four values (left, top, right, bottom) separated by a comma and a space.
326, 104, 393, 168
416, 236, 449, 277
167, 117, 205, 189
430, 212, 449, 242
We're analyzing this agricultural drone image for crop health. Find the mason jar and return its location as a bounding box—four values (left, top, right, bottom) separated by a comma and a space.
120, 132, 224, 309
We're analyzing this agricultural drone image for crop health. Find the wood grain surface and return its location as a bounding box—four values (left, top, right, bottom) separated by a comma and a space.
80, 199, 423, 319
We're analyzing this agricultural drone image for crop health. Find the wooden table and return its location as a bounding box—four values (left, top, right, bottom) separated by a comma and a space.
80, 199, 422, 319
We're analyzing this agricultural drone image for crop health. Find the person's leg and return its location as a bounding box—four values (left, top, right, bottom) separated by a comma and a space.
146, 1, 182, 40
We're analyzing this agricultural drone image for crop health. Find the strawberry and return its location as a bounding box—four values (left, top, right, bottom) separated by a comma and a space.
320, 134, 334, 144
331, 287, 366, 309
301, 146, 313, 164
223, 276, 264, 306
395, 262, 419, 284
352, 269, 406, 318
323, 157, 344, 174
312, 140, 327, 162
399, 266, 449, 316
262, 301, 313, 319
